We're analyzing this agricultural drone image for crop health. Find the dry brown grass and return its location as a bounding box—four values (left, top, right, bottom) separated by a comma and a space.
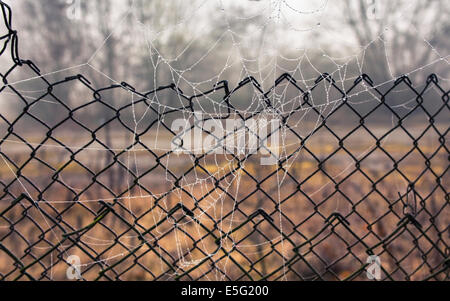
0, 130, 448, 281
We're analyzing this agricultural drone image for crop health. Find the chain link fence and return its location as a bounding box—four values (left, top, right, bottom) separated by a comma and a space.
0, 1, 449, 281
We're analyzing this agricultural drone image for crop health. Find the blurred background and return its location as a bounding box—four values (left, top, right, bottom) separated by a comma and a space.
3, 0, 450, 92
0, 0, 448, 281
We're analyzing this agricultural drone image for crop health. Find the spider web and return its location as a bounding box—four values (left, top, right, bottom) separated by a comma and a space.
0, 0, 448, 281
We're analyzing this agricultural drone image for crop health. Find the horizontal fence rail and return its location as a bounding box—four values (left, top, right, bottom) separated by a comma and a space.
0, 1, 448, 281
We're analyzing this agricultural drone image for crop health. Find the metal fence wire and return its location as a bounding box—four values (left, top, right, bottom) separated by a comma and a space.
0, 1, 449, 281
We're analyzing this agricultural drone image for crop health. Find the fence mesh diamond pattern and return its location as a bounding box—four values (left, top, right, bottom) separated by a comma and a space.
0, 1, 448, 281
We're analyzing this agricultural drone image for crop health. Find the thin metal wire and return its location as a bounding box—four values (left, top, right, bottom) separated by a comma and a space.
0, 1, 448, 281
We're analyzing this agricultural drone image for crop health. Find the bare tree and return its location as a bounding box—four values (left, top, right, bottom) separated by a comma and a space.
340, 0, 449, 82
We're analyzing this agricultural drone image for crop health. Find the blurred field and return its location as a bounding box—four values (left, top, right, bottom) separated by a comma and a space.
0, 123, 448, 281
0, 0, 449, 283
